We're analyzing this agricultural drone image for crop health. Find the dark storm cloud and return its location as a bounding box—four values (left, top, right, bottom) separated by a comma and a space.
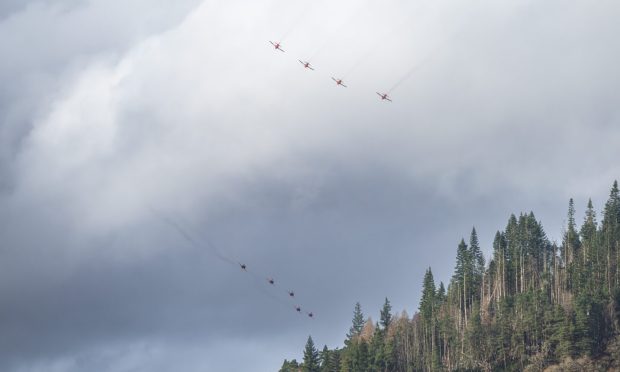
1, 0, 619, 371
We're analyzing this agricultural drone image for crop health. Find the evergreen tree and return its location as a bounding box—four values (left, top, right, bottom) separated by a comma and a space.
280, 359, 300, 372
602, 181, 620, 291
420, 268, 436, 322
369, 323, 385, 371
420, 267, 439, 371
437, 281, 446, 304
303, 336, 320, 372
347, 302, 365, 341
319, 345, 330, 372
470, 227, 486, 289
563, 198, 582, 292
580, 198, 599, 292
380, 297, 392, 330
281, 185, 620, 371
329, 349, 341, 372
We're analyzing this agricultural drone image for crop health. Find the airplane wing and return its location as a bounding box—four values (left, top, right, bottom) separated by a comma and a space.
331, 77, 338, 82
376, 92, 382, 97
308, 66, 314, 70
341, 83, 347, 88
386, 98, 392, 102
269, 41, 275, 46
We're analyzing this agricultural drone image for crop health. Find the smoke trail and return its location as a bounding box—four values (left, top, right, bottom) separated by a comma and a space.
150, 207, 236, 266
387, 39, 451, 93
342, 9, 419, 79
279, 1, 319, 42
387, 61, 425, 93
308, 2, 368, 61
150, 207, 314, 316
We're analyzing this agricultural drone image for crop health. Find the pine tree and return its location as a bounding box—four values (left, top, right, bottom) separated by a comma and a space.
573, 294, 593, 355
470, 227, 485, 277
347, 302, 365, 341
370, 323, 386, 371
280, 359, 300, 372
563, 199, 582, 293
420, 268, 436, 322
602, 181, 620, 291
328, 348, 341, 372
491, 231, 509, 299
420, 267, 438, 371
352, 340, 370, 372
380, 298, 392, 330
437, 281, 446, 304
470, 227, 485, 305
319, 345, 330, 372
303, 336, 320, 372
580, 199, 599, 292
282, 186, 620, 371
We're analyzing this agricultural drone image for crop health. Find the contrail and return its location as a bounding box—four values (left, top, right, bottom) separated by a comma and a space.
149, 207, 315, 317
279, 1, 318, 42
149, 207, 235, 266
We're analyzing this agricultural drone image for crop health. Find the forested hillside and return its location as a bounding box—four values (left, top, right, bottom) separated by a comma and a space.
280, 181, 620, 371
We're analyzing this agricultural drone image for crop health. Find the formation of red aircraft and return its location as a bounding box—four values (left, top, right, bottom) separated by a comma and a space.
269, 40, 392, 102
239, 262, 315, 318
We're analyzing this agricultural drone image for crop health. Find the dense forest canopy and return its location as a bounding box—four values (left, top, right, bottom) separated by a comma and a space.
280, 181, 620, 371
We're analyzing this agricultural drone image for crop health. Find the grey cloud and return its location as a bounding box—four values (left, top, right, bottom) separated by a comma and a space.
1, 0, 619, 371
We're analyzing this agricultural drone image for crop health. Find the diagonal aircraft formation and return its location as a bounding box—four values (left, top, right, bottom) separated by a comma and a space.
161, 4, 450, 320
152, 209, 317, 319
269, 40, 394, 102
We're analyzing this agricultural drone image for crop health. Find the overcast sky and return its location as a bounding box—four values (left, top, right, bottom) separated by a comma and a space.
1, 0, 619, 371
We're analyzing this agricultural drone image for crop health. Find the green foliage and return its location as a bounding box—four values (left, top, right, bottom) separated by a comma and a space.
347, 302, 365, 341
420, 267, 436, 322
303, 336, 320, 372
280, 359, 300, 372
281, 181, 620, 372
380, 298, 392, 330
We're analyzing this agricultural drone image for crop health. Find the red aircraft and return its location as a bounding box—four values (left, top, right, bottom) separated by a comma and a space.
307, 312, 314, 318
298, 60, 314, 70
239, 263, 247, 271
267, 277, 275, 285
288, 291, 295, 297
331, 77, 347, 87
376, 92, 392, 102
269, 41, 285, 52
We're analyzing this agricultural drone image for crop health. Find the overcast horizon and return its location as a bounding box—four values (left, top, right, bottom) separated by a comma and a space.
1, 0, 619, 370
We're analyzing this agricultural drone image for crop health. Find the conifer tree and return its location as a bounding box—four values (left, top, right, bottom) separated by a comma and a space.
303, 336, 320, 372
470, 227, 485, 304
380, 298, 392, 330
453, 239, 471, 325
280, 359, 300, 372
370, 324, 386, 371
319, 345, 330, 372
420, 267, 438, 371
580, 198, 599, 291
420, 268, 436, 322
347, 302, 365, 341
602, 181, 620, 291
437, 281, 446, 304
282, 184, 620, 371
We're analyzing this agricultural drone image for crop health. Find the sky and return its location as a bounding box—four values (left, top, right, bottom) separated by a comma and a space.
0, 0, 619, 370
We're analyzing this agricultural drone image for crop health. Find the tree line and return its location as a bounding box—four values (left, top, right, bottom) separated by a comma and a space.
280, 181, 620, 371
